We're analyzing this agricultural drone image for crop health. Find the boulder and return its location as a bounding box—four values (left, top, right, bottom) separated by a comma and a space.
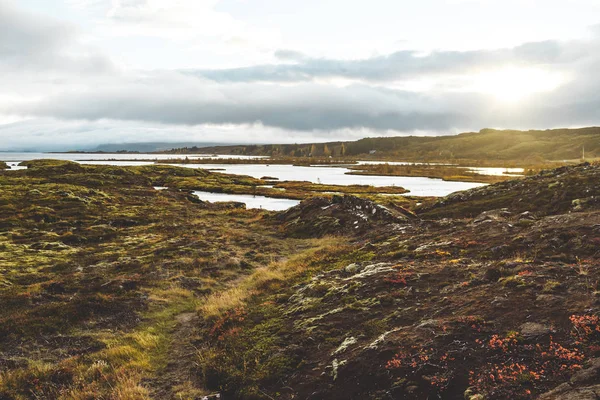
520, 322, 552, 338
276, 195, 405, 238
473, 208, 512, 224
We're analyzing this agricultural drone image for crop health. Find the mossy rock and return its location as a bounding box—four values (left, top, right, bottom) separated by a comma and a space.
21, 159, 85, 174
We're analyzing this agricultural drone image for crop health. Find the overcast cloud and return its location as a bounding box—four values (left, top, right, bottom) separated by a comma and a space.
2, 0, 600, 150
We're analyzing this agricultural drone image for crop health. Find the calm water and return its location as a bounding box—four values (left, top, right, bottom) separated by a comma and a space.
2, 152, 492, 197
192, 191, 300, 211
170, 163, 485, 197
465, 167, 524, 176
356, 161, 524, 176
5, 162, 27, 170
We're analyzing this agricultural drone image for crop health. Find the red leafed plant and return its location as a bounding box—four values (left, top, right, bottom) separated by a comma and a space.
384, 271, 413, 285
209, 307, 246, 340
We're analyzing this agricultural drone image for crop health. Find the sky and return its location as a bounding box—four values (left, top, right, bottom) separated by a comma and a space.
1, 0, 600, 150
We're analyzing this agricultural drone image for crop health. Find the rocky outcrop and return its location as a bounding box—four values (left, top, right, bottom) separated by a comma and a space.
276, 195, 407, 237
539, 359, 600, 399
190, 163, 600, 400
419, 163, 600, 219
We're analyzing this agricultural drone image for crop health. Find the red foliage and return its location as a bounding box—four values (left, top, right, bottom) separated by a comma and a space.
386, 347, 455, 391
384, 271, 412, 285
470, 335, 584, 399
488, 332, 519, 351
209, 307, 246, 340
518, 270, 533, 276
384, 315, 600, 399
570, 314, 600, 344
458, 315, 486, 332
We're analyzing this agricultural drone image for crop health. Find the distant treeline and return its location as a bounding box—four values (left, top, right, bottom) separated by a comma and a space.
161, 127, 600, 162
163, 143, 348, 157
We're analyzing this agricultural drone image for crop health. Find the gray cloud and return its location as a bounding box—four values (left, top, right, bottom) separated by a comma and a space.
187, 40, 593, 84
274, 49, 306, 62
3, 0, 600, 149
12, 69, 600, 134
10, 74, 466, 131
0, 118, 375, 151
0, 1, 115, 75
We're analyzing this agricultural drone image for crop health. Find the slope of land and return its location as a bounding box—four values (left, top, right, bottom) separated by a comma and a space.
1, 161, 600, 399
0, 160, 318, 399
193, 163, 600, 400
166, 127, 599, 164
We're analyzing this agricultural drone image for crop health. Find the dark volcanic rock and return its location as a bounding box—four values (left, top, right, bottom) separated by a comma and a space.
472, 208, 512, 224
539, 359, 600, 399
419, 162, 600, 219
519, 322, 552, 339
276, 195, 405, 237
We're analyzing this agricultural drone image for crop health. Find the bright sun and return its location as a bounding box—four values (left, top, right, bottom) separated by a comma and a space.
470, 67, 565, 103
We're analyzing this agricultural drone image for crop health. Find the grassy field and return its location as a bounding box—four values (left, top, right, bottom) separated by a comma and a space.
0, 160, 323, 399
3, 160, 600, 399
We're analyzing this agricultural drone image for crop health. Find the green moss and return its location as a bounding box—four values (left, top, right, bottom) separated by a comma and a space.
542, 280, 562, 293
0, 161, 317, 399
198, 303, 297, 395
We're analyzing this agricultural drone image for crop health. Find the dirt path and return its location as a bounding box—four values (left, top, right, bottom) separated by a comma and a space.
146, 312, 216, 400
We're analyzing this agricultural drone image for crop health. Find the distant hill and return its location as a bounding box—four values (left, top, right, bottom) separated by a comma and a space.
92, 142, 232, 153
166, 127, 599, 163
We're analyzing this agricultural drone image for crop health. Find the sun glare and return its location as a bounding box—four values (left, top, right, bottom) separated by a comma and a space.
470, 67, 565, 103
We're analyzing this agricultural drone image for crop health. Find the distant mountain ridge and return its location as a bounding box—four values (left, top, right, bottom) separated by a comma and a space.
91, 142, 233, 153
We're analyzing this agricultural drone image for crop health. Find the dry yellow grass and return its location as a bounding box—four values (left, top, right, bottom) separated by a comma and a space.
111, 373, 150, 400
198, 237, 345, 318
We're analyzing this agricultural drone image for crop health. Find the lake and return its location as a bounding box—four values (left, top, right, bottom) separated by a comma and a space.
168, 163, 485, 197
2, 153, 500, 205
192, 191, 300, 211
